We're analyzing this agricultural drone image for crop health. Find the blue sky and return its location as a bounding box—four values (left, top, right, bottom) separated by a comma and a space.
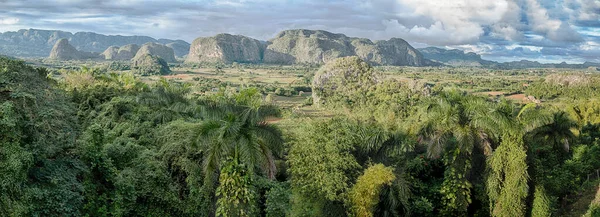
0, 0, 599, 63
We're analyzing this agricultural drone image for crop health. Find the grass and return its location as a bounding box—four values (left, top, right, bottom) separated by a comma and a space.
562, 181, 600, 217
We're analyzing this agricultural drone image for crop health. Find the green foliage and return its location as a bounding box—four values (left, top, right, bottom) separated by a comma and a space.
440, 147, 473, 216
487, 133, 529, 217
531, 185, 552, 217
288, 118, 361, 202
0, 57, 84, 216
312, 56, 379, 107
196, 88, 284, 181
417, 91, 493, 215
411, 196, 435, 215
264, 182, 291, 217
525, 73, 600, 100
349, 164, 396, 217
567, 99, 600, 126
4, 55, 600, 216
132, 54, 171, 76
107, 61, 131, 71
584, 185, 600, 217
216, 159, 258, 217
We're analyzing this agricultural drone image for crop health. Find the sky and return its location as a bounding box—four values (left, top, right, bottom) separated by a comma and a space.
0, 0, 599, 63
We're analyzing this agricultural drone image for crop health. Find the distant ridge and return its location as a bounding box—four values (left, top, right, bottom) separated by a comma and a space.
186, 29, 434, 66
419, 47, 600, 69
0, 29, 189, 58
48, 38, 99, 60
1, 28, 596, 69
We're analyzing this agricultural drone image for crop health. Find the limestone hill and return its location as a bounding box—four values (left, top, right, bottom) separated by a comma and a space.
185, 34, 264, 64
101, 44, 140, 60
164, 40, 191, 58
418, 47, 495, 66
185, 29, 426, 66
0, 29, 189, 58
263, 29, 425, 66
48, 39, 99, 60
134, 42, 177, 63
131, 54, 171, 75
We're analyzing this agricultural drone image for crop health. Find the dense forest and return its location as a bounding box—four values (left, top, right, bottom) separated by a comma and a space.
2, 56, 600, 217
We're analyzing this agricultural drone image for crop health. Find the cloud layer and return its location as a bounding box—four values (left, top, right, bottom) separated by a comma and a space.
0, 0, 598, 63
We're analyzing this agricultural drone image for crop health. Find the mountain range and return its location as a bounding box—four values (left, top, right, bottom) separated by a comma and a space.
185, 29, 431, 66
0, 29, 189, 58
0, 28, 597, 69
418, 47, 600, 69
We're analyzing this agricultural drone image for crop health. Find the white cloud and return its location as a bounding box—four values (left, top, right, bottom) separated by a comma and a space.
0, 0, 598, 62
580, 41, 599, 51
506, 44, 543, 52
526, 0, 582, 42
565, 0, 600, 22
391, 0, 511, 44
526, 0, 561, 33
0, 18, 19, 25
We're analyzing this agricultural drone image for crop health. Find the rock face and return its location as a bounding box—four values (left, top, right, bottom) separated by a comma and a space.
164, 40, 190, 58
101, 46, 119, 60
0, 29, 189, 58
263, 29, 425, 66
545, 73, 593, 86
311, 56, 379, 106
371, 38, 424, 66
134, 42, 176, 62
418, 47, 495, 66
131, 54, 171, 75
185, 34, 263, 64
48, 39, 98, 60
101, 44, 140, 60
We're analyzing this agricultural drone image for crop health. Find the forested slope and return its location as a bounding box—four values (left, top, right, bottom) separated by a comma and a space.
2, 56, 600, 216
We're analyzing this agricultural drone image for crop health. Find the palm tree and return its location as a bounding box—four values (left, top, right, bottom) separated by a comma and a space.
480, 101, 578, 217
194, 89, 284, 215
196, 89, 284, 181
416, 91, 494, 215
350, 120, 413, 216
527, 111, 577, 153
136, 78, 194, 124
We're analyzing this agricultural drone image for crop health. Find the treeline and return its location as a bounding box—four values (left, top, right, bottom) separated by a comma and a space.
1, 56, 600, 216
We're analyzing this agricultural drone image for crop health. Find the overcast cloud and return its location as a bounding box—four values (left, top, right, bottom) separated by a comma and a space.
0, 0, 598, 63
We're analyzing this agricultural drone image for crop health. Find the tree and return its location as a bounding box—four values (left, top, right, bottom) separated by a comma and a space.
349, 164, 396, 217
216, 159, 258, 217
417, 91, 492, 215
288, 118, 361, 216
480, 101, 542, 217
486, 132, 529, 217
196, 89, 283, 180
311, 56, 379, 107
137, 78, 194, 124
528, 111, 577, 153
584, 184, 600, 217
195, 89, 284, 213
0, 57, 84, 216
531, 185, 552, 217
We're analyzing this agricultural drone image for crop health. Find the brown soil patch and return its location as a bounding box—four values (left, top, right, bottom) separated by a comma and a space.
475, 91, 505, 96
163, 74, 193, 79
506, 94, 527, 101
265, 117, 283, 124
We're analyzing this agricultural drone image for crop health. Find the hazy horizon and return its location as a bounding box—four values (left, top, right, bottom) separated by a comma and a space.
0, 0, 599, 63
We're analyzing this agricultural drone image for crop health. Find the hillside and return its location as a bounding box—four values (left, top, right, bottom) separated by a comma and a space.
134, 42, 177, 63
420, 47, 600, 69
185, 33, 264, 64
0, 29, 189, 58
48, 39, 99, 60
263, 29, 426, 66
419, 47, 495, 66
186, 29, 428, 66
